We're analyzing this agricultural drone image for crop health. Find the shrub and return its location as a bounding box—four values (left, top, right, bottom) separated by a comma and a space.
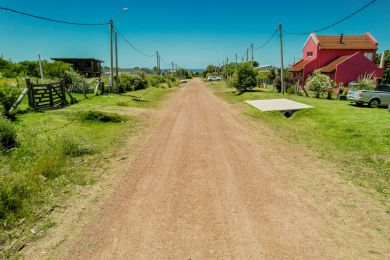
0, 117, 18, 153
147, 75, 166, 87
119, 73, 148, 91
229, 63, 258, 92
356, 73, 376, 90
44, 61, 73, 79
304, 70, 334, 98
80, 111, 127, 123
273, 76, 282, 93
61, 135, 96, 157
0, 85, 20, 116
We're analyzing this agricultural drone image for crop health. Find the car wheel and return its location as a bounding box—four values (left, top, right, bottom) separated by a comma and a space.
368, 99, 380, 108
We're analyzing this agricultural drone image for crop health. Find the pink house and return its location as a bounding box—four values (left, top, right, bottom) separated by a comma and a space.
289, 33, 384, 87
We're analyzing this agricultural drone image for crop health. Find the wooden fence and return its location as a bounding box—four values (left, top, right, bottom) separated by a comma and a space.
26, 79, 67, 109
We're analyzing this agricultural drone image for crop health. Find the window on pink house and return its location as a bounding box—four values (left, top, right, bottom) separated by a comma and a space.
364, 53, 374, 61
307, 51, 313, 57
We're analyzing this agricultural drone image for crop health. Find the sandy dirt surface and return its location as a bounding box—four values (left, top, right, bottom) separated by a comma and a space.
27, 79, 389, 259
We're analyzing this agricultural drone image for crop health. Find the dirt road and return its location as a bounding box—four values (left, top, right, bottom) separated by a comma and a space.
54, 79, 388, 259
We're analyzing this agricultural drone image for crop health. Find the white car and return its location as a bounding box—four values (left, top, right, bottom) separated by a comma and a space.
207, 76, 221, 81
181, 78, 188, 83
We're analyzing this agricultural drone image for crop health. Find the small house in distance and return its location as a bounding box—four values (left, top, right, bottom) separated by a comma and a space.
289, 33, 384, 86
51, 58, 103, 78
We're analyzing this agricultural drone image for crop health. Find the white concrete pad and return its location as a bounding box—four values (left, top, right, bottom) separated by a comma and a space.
245, 99, 313, 112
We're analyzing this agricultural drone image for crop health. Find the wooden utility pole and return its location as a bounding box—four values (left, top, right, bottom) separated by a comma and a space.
279, 24, 285, 95
115, 31, 119, 93
251, 43, 254, 63
235, 53, 238, 63
172, 62, 174, 74
109, 20, 114, 93
246, 49, 249, 62
156, 51, 159, 74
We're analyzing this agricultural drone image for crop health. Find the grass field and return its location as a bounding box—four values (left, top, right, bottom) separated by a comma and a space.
0, 86, 176, 256
207, 81, 390, 200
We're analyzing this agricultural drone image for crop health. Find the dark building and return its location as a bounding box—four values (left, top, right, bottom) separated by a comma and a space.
51, 58, 103, 78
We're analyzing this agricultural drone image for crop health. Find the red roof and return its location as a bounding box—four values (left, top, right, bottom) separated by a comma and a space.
316, 34, 377, 50
319, 55, 352, 73
289, 60, 309, 72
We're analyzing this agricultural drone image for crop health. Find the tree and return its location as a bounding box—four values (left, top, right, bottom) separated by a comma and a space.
229, 63, 258, 93
304, 70, 334, 98
44, 61, 73, 80
202, 65, 218, 77
18, 61, 40, 78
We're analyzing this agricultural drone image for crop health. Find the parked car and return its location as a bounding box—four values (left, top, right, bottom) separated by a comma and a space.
347, 84, 390, 108
181, 78, 188, 83
207, 76, 221, 81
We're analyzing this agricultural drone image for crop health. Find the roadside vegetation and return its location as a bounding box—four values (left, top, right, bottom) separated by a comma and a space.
0, 57, 182, 256
207, 79, 390, 201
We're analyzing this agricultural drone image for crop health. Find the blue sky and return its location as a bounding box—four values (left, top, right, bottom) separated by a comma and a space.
0, 0, 389, 69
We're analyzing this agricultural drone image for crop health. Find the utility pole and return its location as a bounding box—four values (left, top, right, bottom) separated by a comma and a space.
156, 51, 159, 74
109, 20, 114, 93
246, 49, 249, 62
37, 53, 44, 84
251, 43, 254, 63
115, 31, 119, 93
226, 57, 229, 65
279, 24, 285, 95
235, 53, 238, 63
172, 62, 174, 74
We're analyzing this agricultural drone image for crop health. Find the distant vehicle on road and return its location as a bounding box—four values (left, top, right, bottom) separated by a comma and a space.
347, 83, 390, 108
207, 76, 221, 81
181, 78, 188, 83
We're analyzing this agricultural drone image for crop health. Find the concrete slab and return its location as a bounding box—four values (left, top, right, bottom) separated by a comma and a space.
245, 99, 313, 112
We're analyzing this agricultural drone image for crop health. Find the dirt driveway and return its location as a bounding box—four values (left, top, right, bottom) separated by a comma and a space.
34, 78, 389, 259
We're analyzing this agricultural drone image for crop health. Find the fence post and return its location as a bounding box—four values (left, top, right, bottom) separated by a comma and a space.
26, 78, 34, 108
49, 84, 54, 107
60, 82, 67, 105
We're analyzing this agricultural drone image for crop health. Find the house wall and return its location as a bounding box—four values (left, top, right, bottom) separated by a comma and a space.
318, 49, 376, 68
303, 37, 318, 61
302, 58, 319, 82
335, 52, 380, 85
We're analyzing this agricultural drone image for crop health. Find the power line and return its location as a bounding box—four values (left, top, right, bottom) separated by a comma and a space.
115, 27, 157, 58
283, 0, 377, 35
0, 6, 110, 26
254, 29, 278, 49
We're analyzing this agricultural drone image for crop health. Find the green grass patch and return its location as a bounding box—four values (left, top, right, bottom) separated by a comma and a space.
208, 81, 390, 198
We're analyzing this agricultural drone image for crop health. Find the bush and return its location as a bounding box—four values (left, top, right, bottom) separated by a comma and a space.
304, 70, 334, 98
229, 63, 258, 92
0, 117, 18, 153
61, 135, 96, 157
356, 73, 376, 90
0, 86, 20, 116
119, 73, 148, 91
147, 75, 166, 87
273, 76, 282, 93
80, 110, 127, 123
